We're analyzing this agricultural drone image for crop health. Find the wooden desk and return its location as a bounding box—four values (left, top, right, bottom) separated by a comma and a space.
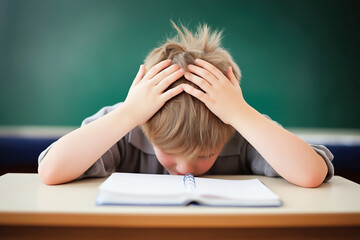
0, 173, 359, 239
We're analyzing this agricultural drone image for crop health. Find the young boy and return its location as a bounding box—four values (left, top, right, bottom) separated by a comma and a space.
38, 22, 334, 187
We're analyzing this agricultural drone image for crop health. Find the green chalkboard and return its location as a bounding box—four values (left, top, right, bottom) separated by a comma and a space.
1, 0, 359, 128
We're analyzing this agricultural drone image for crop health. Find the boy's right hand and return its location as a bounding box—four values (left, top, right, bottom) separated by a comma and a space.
123, 59, 185, 126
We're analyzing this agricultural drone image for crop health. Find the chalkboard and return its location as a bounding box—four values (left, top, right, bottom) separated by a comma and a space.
1, 0, 359, 128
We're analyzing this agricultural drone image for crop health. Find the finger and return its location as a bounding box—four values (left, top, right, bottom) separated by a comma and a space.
161, 84, 184, 102
184, 72, 212, 93
226, 66, 238, 86
194, 58, 226, 81
183, 84, 208, 103
131, 65, 146, 87
143, 59, 172, 80
187, 64, 218, 86
156, 68, 184, 92
152, 64, 180, 85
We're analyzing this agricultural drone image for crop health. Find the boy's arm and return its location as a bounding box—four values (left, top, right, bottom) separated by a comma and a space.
183, 59, 327, 188
38, 60, 184, 185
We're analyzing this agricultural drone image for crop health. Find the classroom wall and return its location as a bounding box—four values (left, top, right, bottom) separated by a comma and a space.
0, 0, 359, 128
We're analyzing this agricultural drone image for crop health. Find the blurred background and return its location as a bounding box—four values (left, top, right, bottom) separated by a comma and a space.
0, 0, 359, 181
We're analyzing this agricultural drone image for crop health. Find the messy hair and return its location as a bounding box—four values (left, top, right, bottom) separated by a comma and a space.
141, 21, 241, 160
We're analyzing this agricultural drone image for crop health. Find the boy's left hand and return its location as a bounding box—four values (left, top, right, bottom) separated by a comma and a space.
183, 58, 247, 125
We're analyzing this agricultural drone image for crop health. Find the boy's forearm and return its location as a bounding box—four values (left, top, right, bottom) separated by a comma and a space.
230, 103, 328, 188
38, 104, 137, 185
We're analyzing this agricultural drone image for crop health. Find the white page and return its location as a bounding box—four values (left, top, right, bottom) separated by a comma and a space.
195, 177, 279, 201
99, 173, 187, 196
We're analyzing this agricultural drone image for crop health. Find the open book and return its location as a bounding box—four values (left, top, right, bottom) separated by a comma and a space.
96, 173, 282, 207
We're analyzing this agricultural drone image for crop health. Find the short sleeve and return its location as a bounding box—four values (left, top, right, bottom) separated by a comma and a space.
38, 142, 55, 165
310, 144, 334, 181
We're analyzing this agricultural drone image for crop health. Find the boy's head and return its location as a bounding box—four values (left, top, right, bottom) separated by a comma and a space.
141, 21, 241, 175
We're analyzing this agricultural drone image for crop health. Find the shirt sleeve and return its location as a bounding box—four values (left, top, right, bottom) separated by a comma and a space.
246, 115, 335, 182
38, 103, 124, 179
310, 144, 334, 182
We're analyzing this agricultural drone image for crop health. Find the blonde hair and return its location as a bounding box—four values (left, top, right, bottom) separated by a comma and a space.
141, 21, 241, 160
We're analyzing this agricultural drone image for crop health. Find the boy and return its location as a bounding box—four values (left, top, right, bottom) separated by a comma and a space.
38, 22, 334, 187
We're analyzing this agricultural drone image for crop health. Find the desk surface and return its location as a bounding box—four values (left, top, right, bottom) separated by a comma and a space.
0, 173, 359, 228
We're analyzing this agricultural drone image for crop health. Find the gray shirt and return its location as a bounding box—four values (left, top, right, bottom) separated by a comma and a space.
38, 102, 334, 181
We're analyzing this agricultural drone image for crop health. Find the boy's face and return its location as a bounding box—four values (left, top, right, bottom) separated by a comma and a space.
153, 146, 221, 176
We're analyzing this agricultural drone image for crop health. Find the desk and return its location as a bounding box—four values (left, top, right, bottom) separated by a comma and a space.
0, 174, 359, 239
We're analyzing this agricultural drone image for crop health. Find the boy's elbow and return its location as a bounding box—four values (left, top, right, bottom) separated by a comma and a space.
298, 163, 328, 188
38, 162, 59, 185
38, 157, 68, 185
299, 174, 325, 188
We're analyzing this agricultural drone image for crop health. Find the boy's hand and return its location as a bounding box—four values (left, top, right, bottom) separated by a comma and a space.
124, 59, 185, 125
183, 59, 247, 126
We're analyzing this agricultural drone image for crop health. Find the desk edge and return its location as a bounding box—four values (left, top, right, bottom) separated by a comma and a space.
1, 212, 359, 228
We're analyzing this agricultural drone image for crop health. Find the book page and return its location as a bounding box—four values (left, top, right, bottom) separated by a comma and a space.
99, 173, 187, 197
195, 177, 279, 201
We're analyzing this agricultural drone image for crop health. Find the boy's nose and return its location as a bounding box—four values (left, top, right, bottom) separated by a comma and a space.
176, 162, 195, 175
